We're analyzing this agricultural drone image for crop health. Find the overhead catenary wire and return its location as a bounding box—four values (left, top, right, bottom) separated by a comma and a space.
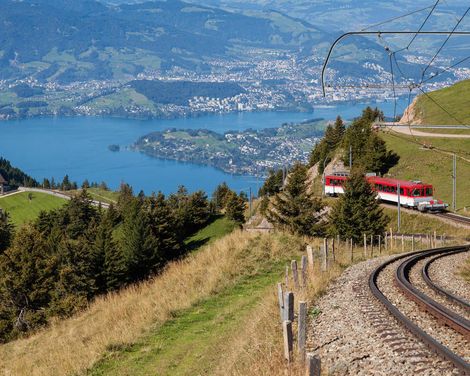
396, 0, 441, 53
420, 6, 470, 83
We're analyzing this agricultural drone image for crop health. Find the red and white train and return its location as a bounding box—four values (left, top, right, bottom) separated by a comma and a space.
324, 173, 448, 212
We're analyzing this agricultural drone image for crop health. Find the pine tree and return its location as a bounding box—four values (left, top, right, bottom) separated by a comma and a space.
225, 192, 246, 224
146, 192, 181, 264
119, 198, 156, 282
328, 169, 389, 243
258, 169, 283, 197
212, 182, 231, 211
0, 210, 13, 254
267, 163, 324, 236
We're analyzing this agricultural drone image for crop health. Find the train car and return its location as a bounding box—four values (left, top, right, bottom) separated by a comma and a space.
324, 173, 448, 212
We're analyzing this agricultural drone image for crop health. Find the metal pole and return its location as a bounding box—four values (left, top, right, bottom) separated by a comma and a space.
349, 145, 352, 171
452, 154, 456, 211
249, 187, 252, 217
397, 183, 401, 233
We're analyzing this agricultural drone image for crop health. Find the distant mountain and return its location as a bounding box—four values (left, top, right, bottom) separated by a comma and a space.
0, 0, 328, 82
180, 0, 470, 58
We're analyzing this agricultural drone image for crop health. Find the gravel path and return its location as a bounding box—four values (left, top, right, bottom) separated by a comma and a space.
306, 254, 466, 375
428, 252, 470, 304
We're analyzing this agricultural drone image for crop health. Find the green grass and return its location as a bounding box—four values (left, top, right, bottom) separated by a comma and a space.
414, 79, 470, 125
185, 216, 238, 251
89, 263, 282, 376
0, 192, 66, 226
384, 207, 468, 238
382, 132, 470, 211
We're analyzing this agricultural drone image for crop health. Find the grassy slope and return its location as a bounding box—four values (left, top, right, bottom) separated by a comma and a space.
90, 259, 283, 376
0, 192, 66, 225
381, 132, 470, 211
414, 79, 470, 125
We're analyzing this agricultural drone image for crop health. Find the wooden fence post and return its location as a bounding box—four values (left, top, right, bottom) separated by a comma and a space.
277, 283, 284, 322
350, 238, 354, 262
321, 239, 328, 272
434, 231, 437, 247
301, 255, 308, 288
298, 301, 307, 358
285, 265, 289, 289
428, 233, 432, 248
331, 237, 335, 262
378, 235, 382, 255
390, 227, 393, 249
306, 353, 321, 376
401, 234, 405, 253
363, 233, 367, 258
284, 292, 294, 321
283, 320, 293, 363
306, 245, 314, 272
370, 235, 374, 257
385, 234, 388, 250
291, 260, 299, 290
411, 234, 415, 251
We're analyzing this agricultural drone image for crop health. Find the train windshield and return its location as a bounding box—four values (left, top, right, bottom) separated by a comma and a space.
425, 187, 433, 196
411, 189, 421, 197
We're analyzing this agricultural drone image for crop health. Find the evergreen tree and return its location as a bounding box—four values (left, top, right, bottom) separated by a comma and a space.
267, 163, 324, 236
0, 210, 13, 254
212, 182, 231, 211
225, 192, 246, 224
328, 169, 389, 243
145, 192, 181, 264
61, 175, 71, 191
258, 169, 283, 197
82, 179, 90, 189
119, 198, 156, 282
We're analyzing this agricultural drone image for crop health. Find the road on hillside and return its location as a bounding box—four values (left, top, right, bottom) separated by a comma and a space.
0, 187, 110, 209
378, 124, 470, 139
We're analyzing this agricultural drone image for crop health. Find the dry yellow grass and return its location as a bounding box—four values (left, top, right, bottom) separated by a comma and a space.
0, 230, 299, 376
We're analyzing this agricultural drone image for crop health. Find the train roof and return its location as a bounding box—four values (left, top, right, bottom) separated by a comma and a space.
367, 176, 431, 188
325, 174, 431, 188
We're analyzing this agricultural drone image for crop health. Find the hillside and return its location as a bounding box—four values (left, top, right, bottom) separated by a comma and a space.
0, 192, 67, 226
402, 79, 470, 125
0, 0, 325, 83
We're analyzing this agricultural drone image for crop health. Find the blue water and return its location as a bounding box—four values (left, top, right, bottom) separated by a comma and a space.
0, 99, 407, 196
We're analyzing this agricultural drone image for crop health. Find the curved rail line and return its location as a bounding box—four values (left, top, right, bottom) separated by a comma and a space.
369, 246, 470, 374
396, 247, 470, 338
423, 251, 470, 310
435, 212, 470, 226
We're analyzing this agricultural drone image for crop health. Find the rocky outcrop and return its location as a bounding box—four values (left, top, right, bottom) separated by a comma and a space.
399, 96, 422, 125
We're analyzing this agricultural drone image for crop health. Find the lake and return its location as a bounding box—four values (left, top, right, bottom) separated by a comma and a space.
0, 99, 407, 196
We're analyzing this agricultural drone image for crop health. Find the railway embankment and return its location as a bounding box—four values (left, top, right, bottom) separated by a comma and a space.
307, 247, 470, 375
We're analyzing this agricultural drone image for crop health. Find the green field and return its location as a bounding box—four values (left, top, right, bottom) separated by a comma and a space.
382, 131, 470, 212
185, 216, 238, 251
414, 79, 470, 125
0, 192, 67, 226
89, 261, 281, 376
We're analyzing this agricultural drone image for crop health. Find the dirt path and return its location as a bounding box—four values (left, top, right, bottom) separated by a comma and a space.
387, 126, 470, 139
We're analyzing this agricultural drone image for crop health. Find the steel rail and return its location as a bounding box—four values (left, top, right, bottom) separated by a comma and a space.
396, 247, 470, 338
435, 212, 470, 226
422, 250, 470, 310
369, 246, 470, 374
321, 31, 470, 96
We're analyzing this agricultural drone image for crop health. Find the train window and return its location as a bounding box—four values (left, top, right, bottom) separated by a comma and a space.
426, 187, 433, 196
412, 189, 420, 197
399, 188, 404, 195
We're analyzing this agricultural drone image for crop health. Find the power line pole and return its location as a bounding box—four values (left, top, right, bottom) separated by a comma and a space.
249, 187, 252, 218
397, 183, 401, 233
452, 153, 457, 211
349, 145, 352, 171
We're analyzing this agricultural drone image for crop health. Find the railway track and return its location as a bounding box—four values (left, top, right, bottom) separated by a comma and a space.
435, 212, 470, 226
370, 246, 470, 374
423, 252, 470, 311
